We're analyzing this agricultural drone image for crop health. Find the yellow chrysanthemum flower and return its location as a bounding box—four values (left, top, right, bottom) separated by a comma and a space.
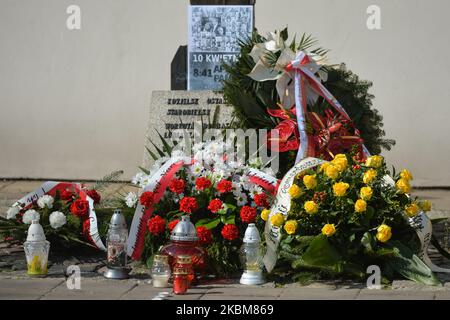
363, 169, 377, 184
284, 220, 298, 235
332, 182, 350, 197
303, 175, 317, 190
331, 154, 348, 172
325, 164, 340, 180
304, 201, 318, 214
360, 186, 373, 201
321, 224, 336, 237
288, 184, 304, 199
405, 203, 420, 217
365, 155, 383, 168
261, 208, 271, 221
419, 200, 432, 212
355, 199, 367, 213
396, 178, 411, 194
400, 169, 413, 181
270, 213, 284, 227
376, 224, 392, 243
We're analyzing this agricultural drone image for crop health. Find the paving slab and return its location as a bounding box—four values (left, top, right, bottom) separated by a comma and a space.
40, 278, 137, 300
356, 289, 435, 300
0, 278, 64, 300
280, 287, 361, 300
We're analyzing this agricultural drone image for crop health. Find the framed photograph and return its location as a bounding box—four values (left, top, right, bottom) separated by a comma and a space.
187, 5, 253, 90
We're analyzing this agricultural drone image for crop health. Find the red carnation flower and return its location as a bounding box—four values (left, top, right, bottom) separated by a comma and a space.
86, 189, 101, 204
217, 179, 233, 193
221, 224, 239, 241
147, 215, 166, 235
179, 197, 198, 214
240, 206, 257, 223
254, 193, 269, 207
140, 191, 155, 208
207, 198, 223, 213
169, 179, 185, 194
70, 199, 89, 218
60, 189, 74, 201
196, 226, 213, 245
168, 219, 180, 232
195, 177, 212, 191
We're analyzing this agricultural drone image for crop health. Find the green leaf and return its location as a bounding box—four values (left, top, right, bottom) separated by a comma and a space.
386, 240, 440, 286
146, 147, 159, 161
221, 215, 235, 225
138, 166, 150, 175
157, 131, 173, 154
280, 27, 288, 41
195, 217, 221, 229
292, 234, 343, 273
361, 232, 375, 253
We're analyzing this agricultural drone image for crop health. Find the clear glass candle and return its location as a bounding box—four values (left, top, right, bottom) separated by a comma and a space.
151, 255, 171, 288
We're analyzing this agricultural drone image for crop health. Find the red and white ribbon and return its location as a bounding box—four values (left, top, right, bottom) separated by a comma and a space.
127, 157, 191, 260
13, 181, 106, 251
286, 51, 370, 163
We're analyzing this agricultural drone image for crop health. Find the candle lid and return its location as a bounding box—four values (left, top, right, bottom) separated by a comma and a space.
109, 209, 127, 230
26, 220, 46, 242
170, 216, 198, 242
243, 223, 261, 243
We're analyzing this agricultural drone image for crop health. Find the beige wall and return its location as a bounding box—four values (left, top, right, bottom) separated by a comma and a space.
1, 0, 449, 186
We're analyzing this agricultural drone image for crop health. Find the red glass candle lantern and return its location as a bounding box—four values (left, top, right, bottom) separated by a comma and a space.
159, 216, 206, 281
172, 267, 189, 295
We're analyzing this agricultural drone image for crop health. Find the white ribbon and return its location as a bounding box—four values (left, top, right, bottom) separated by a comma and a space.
263, 157, 325, 272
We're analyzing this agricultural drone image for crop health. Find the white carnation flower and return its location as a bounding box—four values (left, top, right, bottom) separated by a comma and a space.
23, 209, 40, 224
49, 211, 67, 229
132, 172, 145, 185
125, 192, 138, 208
6, 205, 20, 220
234, 191, 248, 207
37, 195, 54, 209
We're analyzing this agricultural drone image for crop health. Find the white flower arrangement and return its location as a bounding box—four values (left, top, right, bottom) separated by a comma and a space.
49, 211, 67, 229
125, 192, 138, 208
6, 205, 20, 220
37, 195, 54, 209
22, 209, 40, 224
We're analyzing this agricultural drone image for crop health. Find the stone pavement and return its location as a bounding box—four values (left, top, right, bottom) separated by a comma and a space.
1, 180, 450, 300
